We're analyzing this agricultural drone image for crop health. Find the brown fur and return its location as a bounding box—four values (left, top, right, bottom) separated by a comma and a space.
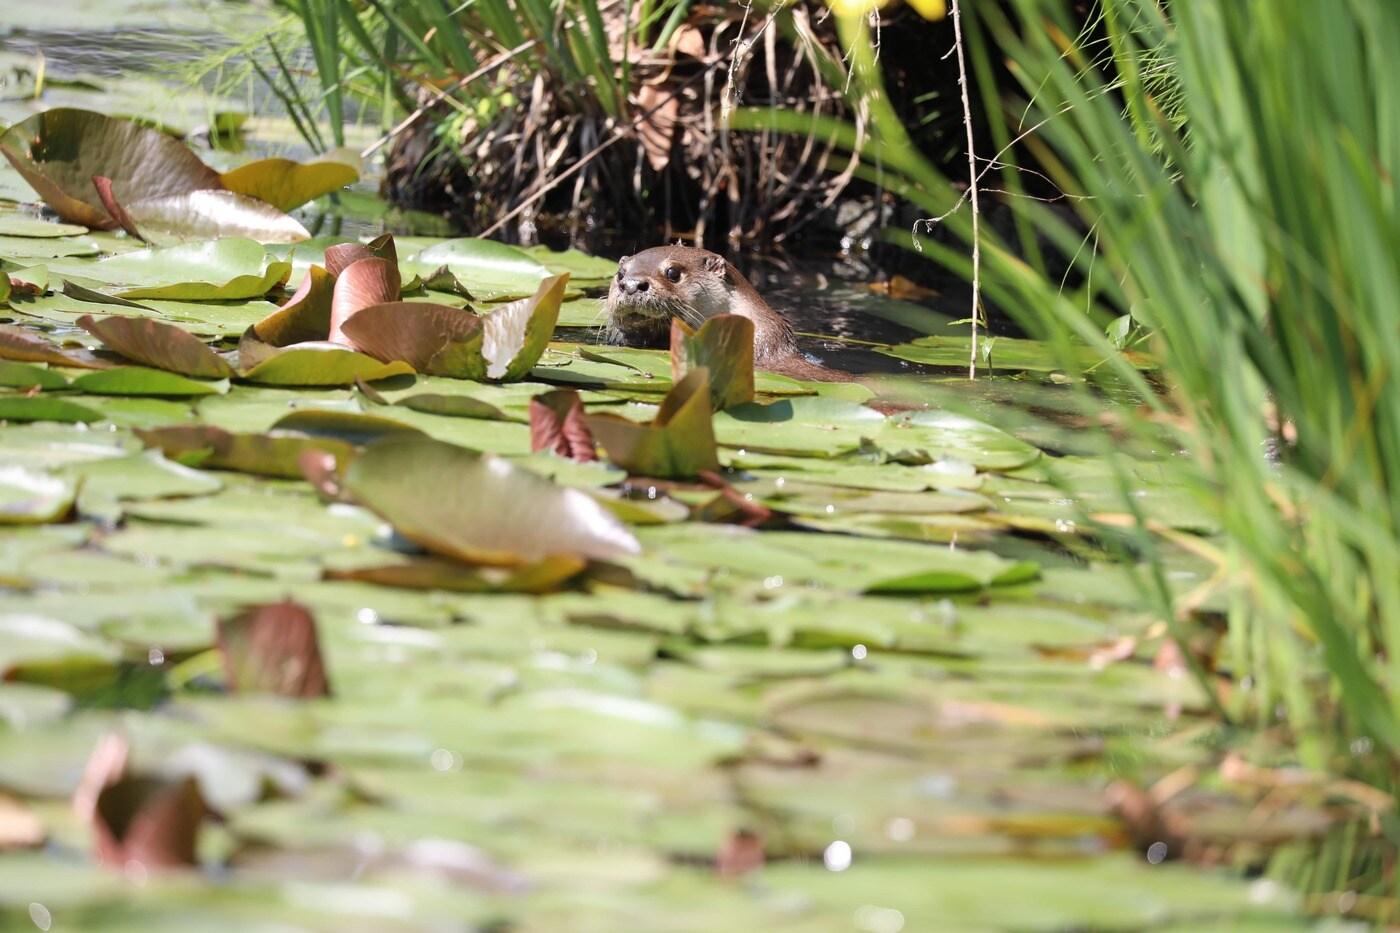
605, 246, 847, 381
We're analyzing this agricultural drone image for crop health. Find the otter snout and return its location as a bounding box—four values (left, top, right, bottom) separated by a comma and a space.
620, 276, 649, 296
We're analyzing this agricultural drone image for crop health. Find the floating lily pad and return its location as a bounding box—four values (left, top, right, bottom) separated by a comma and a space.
0, 234, 101, 260
481, 273, 569, 381
0, 214, 88, 238
239, 342, 414, 386
328, 257, 400, 344
77, 314, 235, 379
879, 334, 1155, 373
119, 189, 311, 244
135, 424, 355, 478
877, 410, 1042, 470
72, 366, 228, 397
0, 396, 103, 424
250, 264, 333, 346
339, 301, 485, 377
713, 396, 884, 458
404, 238, 549, 299
0, 361, 67, 390
70, 238, 291, 300
671, 314, 755, 411
0, 466, 77, 523
343, 434, 640, 565
0, 324, 110, 369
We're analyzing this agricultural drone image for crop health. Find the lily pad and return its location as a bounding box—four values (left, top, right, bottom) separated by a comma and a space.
0, 466, 77, 523
250, 264, 333, 346
135, 424, 355, 478
72, 366, 227, 398
0, 396, 103, 424
239, 342, 415, 386
713, 396, 885, 458
0, 325, 109, 369
328, 257, 401, 344
77, 314, 235, 379
72, 238, 291, 300
671, 314, 755, 411
586, 369, 720, 479
339, 301, 485, 377
0, 215, 88, 238
120, 189, 311, 244
530, 389, 596, 461
481, 273, 569, 381
879, 334, 1154, 373
0, 234, 101, 260
404, 238, 549, 298
342, 434, 640, 565
0, 108, 221, 229
220, 156, 359, 212
0, 361, 67, 390
877, 411, 1042, 471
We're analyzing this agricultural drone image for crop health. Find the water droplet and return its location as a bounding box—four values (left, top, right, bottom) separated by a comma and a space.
1054, 519, 1076, 533
430, 748, 457, 772
147, 647, 164, 666
851, 644, 868, 661
824, 504, 836, 514
763, 575, 784, 590
28, 903, 51, 932
823, 840, 852, 871
646, 486, 657, 500
356, 607, 380, 625
853, 905, 905, 933
1145, 841, 1169, 864
1351, 736, 1374, 756
774, 476, 786, 488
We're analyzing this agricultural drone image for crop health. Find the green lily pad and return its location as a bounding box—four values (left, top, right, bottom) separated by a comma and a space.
0, 395, 103, 423
72, 366, 228, 397
879, 334, 1155, 373
522, 245, 618, 284
0, 361, 67, 390
404, 237, 549, 299
343, 434, 640, 565
66, 238, 291, 300
586, 369, 720, 479
877, 410, 1042, 470
239, 343, 415, 386
481, 273, 570, 381
220, 155, 359, 212
119, 189, 311, 244
713, 396, 885, 458
0, 466, 77, 523
0, 234, 101, 260
0, 215, 89, 238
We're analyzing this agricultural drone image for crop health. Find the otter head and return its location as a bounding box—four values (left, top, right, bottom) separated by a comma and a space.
604, 246, 734, 348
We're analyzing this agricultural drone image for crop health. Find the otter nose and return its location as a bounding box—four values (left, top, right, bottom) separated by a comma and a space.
621, 276, 649, 296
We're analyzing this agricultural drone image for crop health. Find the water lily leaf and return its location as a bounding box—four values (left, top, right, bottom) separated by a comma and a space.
323, 233, 397, 278
0, 324, 110, 369
0, 466, 77, 523
92, 772, 206, 870
530, 389, 596, 461
0, 361, 67, 390
586, 369, 720, 478
713, 396, 884, 458
388, 392, 512, 421
134, 424, 354, 478
72, 366, 228, 397
0, 234, 101, 260
8, 265, 49, 296
60, 281, 154, 310
0, 214, 88, 238
521, 244, 618, 284
271, 409, 425, 446
121, 189, 311, 244
0, 396, 102, 424
239, 342, 414, 386
671, 314, 754, 410
328, 257, 400, 344
217, 601, 329, 697
59, 450, 222, 504
74, 238, 291, 300
481, 273, 569, 381
342, 434, 640, 565
250, 264, 333, 346
877, 411, 1041, 470
76, 314, 235, 379
878, 334, 1155, 373
220, 156, 359, 212
338, 301, 485, 377
90, 175, 143, 240
405, 237, 549, 298
325, 553, 586, 594
0, 108, 221, 229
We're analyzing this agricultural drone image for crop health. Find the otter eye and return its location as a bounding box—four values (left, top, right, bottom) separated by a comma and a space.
664, 266, 682, 283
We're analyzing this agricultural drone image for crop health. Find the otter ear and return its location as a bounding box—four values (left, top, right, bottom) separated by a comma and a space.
703, 254, 728, 277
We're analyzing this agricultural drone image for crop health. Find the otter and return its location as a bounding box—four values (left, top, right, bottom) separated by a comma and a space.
604, 246, 844, 381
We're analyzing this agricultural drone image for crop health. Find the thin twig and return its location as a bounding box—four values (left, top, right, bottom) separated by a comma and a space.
950, 0, 981, 380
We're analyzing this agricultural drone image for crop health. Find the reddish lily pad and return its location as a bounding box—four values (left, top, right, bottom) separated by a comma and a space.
0, 324, 110, 369
77, 314, 235, 379
217, 601, 330, 698
338, 301, 485, 377
328, 257, 400, 344
134, 424, 355, 478
530, 389, 597, 461
342, 434, 640, 566
0, 108, 221, 229
671, 314, 755, 411
586, 368, 720, 478
324, 233, 397, 278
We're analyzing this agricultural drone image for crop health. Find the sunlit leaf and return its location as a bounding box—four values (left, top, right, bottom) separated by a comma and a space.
0, 214, 88, 238
323, 233, 397, 278
404, 237, 549, 298
0, 396, 102, 424
343, 434, 640, 565
250, 264, 334, 346
325, 553, 586, 594
481, 273, 569, 381
328, 257, 400, 344
220, 156, 359, 212
0, 466, 77, 524
135, 424, 355, 478
0, 324, 110, 369
586, 369, 721, 478
122, 189, 311, 244
69, 238, 292, 300
238, 342, 414, 386
0, 108, 221, 229
77, 314, 235, 379
671, 314, 755, 410
0, 361, 67, 390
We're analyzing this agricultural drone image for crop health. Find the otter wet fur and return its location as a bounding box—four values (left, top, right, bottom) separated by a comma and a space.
604, 246, 847, 382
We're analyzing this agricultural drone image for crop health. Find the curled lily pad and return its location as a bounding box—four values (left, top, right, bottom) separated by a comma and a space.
135, 424, 354, 478
76, 238, 292, 301
324, 233, 397, 278
250, 265, 334, 347
120, 189, 311, 244
339, 301, 484, 377
0, 108, 221, 229
217, 601, 329, 697
586, 368, 720, 478
91, 771, 206, 870
671, 314, 755, 411
239, 342, 415, 386
328, 257, 400, 344
0, 324, 110, 369
481, 273, 569, 381
72, 366, 228, 397
220, 155, 359, 212
77, 314, 235, 379
0, 466, 77, 524
342, 434, 640, 565
530, 389, 596, 461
